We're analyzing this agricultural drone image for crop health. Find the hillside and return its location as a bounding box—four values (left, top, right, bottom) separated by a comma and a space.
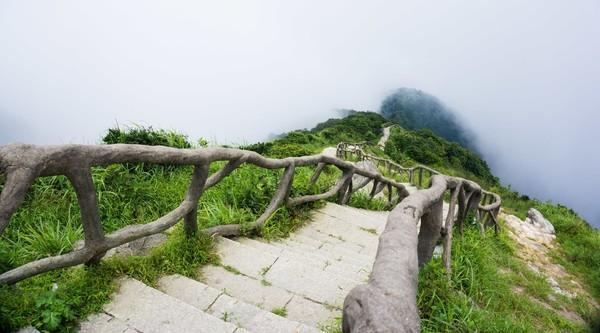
380, 88, 475, 150
1, 112, 599, 332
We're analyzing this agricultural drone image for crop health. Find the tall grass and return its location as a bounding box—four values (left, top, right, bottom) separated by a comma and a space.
418, 225, 595, 332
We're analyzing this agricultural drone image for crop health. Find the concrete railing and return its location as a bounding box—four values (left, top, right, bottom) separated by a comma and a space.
0, 139, 501, 333
336, 141, 501, 333
0, 143, 409, 284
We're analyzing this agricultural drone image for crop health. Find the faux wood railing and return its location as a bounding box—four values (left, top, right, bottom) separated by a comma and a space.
0, 143, 409, 284
336, 141, 501, 333
0, 138, 501, 333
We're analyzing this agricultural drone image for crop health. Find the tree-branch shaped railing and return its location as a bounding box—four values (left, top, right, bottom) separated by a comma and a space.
0, 138, 501, 332
0, 143, 409, 285
336, 141, 501, 333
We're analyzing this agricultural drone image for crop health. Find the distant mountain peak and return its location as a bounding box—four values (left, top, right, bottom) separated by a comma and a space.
380, 88, 475, 150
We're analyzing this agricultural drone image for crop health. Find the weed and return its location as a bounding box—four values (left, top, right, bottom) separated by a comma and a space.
360, 227, 377, 235
271, 307, 287, 317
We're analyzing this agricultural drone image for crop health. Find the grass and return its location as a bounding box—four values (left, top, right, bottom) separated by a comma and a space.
360, 227, 377, 235
536, 203, 600, 301
0, 159, 343, 331
271, 307, 287, 317
418, 224, 596, 332
2, 114, 600, 332
0, 226, 215, 332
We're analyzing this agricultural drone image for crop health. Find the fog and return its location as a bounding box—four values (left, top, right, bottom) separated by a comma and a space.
1, 1, 599, 227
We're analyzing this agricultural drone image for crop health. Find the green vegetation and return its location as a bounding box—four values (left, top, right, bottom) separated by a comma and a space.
1, 112, 599, 332
0, 226, 215, 332
0, 125, 344, 331
271, 307, 287, 317
241, 111, 387, 157
537, 203, 600, 300
380, 87, 474, 149
384, 127, 498, 185
418, 225, 596, 332
102, 125, 194, 148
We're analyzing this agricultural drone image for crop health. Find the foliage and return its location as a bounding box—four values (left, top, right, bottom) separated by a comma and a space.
0, 140, 341, 331
418, 226, 590, 332
102, 125, 193, 148
2, 112, 599, 332
536, 203, 600, 300
380, 87, 475, 149
384, 127, 498, 185
242, 112, 387, 157
34, 291, 76, 331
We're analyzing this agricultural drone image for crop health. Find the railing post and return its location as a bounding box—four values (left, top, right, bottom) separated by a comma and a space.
67, 168, 106, 264
418, 168, 423, 188
418, 199, 443, 266
184, 162, 210, 236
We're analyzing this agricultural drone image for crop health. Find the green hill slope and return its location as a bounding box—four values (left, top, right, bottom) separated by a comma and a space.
0, 112, 599, 332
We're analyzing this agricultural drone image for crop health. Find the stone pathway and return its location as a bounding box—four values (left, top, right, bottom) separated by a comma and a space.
79, 199, 443, 333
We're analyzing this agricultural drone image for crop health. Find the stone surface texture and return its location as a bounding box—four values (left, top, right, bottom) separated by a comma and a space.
78, 202, 393, 332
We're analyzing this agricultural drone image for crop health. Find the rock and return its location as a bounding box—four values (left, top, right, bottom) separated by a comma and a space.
502, 213, 555, 247
547, 276, 576, 298
526, 208, 555, 235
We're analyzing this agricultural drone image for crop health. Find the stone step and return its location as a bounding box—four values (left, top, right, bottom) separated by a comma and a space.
280, 236, 374, 269
80, 278, 240, 333
289, 229, 373, 260
236, 237, 368, 282
309, 212, 380, 248
319, 204, 387, 231
78, 313, 135, 333
215, 236, 279, 279
297, 213, 379, 257
213, 237, 361, 308
158, 274, 321, 333
200, 265, 340, 328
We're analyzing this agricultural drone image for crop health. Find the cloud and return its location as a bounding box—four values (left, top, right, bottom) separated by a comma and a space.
0, 1, 598, 226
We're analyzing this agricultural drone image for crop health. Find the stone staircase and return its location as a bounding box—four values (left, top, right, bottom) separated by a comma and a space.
78, 179, 429, 332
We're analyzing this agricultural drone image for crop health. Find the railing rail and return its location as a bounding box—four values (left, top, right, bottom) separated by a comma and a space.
0, 138, 501, 333
0, 143, 408, 284
336, 141, 501, 333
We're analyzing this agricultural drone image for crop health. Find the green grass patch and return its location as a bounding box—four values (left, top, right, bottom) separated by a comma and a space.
271, 307, 287, 317
418, 225, 593, 332
0, 226, 215, 332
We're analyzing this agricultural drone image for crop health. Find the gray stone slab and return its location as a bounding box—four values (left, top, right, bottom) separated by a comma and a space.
285, 233, 374, 268
285, 294, 340, 328
319, 204, 386, 230
264, 257, 357, 307
207, 293, 306, 333
282, 235, 373, 270
157, 274, 222, 311
310, 212, 380, 248
200, 265, 293, 310
78, 313, 133, 333
215, 237, 278, 279
300, 218, 379, 256
200, 265, 331, 329
292, 227, 372, 256
104, 278, 237, 333
238, 237, 367, 283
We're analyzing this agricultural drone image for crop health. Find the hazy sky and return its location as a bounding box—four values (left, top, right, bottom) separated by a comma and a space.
1, 1, 599, 227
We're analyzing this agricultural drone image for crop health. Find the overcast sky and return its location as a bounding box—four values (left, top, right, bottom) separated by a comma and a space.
1, 1, 599, 227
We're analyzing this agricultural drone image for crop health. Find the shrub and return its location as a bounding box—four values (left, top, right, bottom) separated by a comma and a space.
102, 125, 192, 149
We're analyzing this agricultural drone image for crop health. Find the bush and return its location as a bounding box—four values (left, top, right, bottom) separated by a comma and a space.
385, 128, 498, 185
102, 125, 192, 149
267, 143, 315, 158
